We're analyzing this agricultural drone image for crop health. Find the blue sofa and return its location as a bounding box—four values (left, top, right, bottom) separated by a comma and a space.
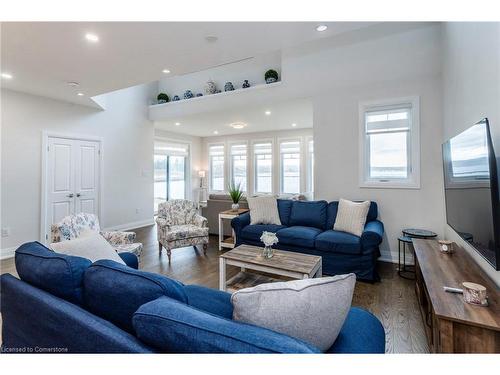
0, 242, 385, 353
232, 200, 384, 281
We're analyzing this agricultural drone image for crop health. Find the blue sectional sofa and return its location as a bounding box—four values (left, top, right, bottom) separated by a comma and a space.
232, 200, 384, 281
0, 241, 385, 353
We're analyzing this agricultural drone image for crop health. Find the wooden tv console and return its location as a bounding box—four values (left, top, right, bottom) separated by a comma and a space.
413, 239, 500, 353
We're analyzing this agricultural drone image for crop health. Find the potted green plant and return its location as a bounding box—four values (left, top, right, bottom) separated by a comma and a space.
264, 69, 279, 84
228, 180, 243, 211
157, 93, 170, 104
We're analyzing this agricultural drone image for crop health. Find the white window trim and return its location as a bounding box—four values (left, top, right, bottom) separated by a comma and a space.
358, 96, 421, 189
207, 142, 226, 193
306, 136, 314, 197
228, 140, 249, 193
278, 137, 303, 195
252, 138, 274, 196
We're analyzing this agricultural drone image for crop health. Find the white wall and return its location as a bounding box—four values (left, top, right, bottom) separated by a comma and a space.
154, 128, 203, 201
314, 76, 445, 261
442, 22, 500, 285
201, 128, 313, 197
1, 84, 157, 255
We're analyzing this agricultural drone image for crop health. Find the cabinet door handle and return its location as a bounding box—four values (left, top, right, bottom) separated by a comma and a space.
67, 193, 74, 198
76, 193, 81, 197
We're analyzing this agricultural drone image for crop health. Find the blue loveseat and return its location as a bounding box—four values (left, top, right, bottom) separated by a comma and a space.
232, 200, 384, 281
0, 241, 385, 353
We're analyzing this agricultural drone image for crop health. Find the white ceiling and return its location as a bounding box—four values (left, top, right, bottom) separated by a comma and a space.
0, 22, 374, 107
154, 97, 313, 137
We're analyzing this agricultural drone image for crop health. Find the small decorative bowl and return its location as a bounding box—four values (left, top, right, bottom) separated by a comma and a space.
438, 240, 454, 254
172, 95, 180, 101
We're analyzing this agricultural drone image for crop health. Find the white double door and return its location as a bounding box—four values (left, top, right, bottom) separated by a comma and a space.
45, 136, 101, 240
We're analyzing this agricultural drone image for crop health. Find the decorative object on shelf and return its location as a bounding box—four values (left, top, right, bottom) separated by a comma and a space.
157, 93, 170, 104
183, 90, 194, 99
260, 231, 278, 259
216, 89, 222, 94
265, 69, 279, 84
224, 82, 235, 92
196, 93, 203, 97
438, 240, 454, 254
462, 282, 488, 306
172, 95, 180, 101
242, 80, 251, 88
205, 80, 217, 95
228, 180, 243, 212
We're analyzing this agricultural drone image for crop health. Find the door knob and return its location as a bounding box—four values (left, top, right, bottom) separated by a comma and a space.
67, 193, 74, 198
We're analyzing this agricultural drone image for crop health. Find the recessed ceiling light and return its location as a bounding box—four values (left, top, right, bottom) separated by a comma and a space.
77, 92, 84, 96
205, 36, 218, 43
175, 122, 181, 126
85, 33, 99, 42
162, 69, 171, 74
265, 110, 271, 116
1, 72, 13, 79
230, 122, 247, 129
316, 25, 328, 32
213, 130, 219, 135
291, 123, 297, 127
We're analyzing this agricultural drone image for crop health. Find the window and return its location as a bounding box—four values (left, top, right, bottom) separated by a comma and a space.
280, 140, 301, 194
360, 97, 420, 188
254, 142, 273, 194
154, 141, 189, 212
307, 139, 314, 193
230, 144, 247, 191
209, 144, 225, 191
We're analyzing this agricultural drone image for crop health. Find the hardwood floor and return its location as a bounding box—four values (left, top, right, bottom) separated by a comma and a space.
0, 224, 429, 353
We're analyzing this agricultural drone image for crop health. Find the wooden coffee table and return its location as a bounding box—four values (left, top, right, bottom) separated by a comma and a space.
219, 244, 322, 291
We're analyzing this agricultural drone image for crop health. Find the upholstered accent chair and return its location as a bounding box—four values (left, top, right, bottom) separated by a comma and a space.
51, 213, 143, 258
156, 200, 209, 262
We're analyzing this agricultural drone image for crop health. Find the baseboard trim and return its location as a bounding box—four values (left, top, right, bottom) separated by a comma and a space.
379, 249, 414, 265
103, 218, 155, 232
1, 246, 17, 260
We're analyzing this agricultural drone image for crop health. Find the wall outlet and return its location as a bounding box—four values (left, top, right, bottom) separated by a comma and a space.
2, 227, 10, 237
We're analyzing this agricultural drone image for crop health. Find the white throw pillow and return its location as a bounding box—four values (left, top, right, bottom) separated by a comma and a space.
232, 274, 356, 351
247, 196, 281, 225
333, 198, 371, 237
50, 230, 125, 265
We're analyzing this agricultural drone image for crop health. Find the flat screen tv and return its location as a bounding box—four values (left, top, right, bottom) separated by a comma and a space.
442, 118, 500, 270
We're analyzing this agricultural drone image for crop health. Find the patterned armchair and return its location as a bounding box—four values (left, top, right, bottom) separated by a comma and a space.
50, 213, 143, 258
156, 199, 209, 262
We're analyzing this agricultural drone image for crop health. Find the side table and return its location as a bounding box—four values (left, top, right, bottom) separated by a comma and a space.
398, 228, 437, 280
218, 208, 249, 251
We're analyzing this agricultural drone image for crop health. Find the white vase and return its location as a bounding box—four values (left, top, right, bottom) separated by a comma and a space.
231, 203, 239, 211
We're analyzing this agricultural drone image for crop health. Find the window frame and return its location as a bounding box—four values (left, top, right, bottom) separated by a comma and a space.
278, 138, 303, 195
154, 138, 191, 214
229, 141, 249, 192
208, 143, 226, 193
359, 96, 420, 189
252, 139, 274, 195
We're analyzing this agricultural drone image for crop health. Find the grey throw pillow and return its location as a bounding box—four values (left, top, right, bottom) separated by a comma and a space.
231, 274, 356, 351
334, 198, 371, 237
247, 195, 281, 225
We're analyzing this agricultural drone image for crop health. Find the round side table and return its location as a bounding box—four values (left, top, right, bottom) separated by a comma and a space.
398, 228, 437, 279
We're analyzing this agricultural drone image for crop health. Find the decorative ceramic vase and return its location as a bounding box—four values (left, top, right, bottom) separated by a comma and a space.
184, 90, 194, 99
172, 95, 180, 101
262, 245, 274, 259
224, 82, 235, 92
231, 203, 239, 211
205, 80, 217, 95
266, 77, 277, 84
242, 80, 250, 88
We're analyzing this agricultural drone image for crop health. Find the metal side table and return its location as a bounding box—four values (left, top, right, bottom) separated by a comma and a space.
398, 228, 437, 279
